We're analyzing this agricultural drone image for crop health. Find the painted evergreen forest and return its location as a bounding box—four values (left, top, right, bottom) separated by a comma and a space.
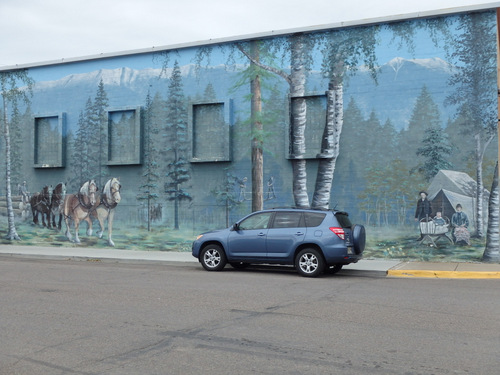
1, 9, 499, 261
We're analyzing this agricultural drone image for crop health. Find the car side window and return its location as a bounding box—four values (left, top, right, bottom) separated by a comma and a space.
271, 212, 303, 228
238, 212, 273, 230
304, 212, 326, 227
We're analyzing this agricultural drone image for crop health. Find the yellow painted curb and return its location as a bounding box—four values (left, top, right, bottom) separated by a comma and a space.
387, 270, 500, 279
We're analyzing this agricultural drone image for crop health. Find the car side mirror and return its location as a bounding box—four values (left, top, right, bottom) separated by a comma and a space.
232, 223, 239, 231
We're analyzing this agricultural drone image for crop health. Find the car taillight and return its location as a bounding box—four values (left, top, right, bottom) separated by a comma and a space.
329, 227, 345, 240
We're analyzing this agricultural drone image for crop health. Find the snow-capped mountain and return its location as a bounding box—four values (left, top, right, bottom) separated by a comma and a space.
30, 57, 458, 131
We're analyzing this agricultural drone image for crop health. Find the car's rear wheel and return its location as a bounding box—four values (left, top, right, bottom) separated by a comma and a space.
295, 248, 325, 277
200, 244, 227, 271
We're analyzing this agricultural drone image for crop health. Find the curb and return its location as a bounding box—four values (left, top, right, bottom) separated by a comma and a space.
387, 269, 500, 279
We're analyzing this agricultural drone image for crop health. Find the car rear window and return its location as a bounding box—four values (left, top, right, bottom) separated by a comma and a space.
334, 212, 352, 228
304, 212, 326, 227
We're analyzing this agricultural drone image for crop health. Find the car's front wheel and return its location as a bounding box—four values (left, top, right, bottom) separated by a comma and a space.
295, 248, 325, 277
200, 244, 227, 271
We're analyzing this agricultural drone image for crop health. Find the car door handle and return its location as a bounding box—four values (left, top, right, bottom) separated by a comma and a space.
295, 232, 304, 236
258, 232, 266, 236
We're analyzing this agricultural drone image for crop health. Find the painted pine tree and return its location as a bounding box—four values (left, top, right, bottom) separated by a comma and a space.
137, 91, 160, 231
400, 85, 442, 168
211, 169, 242, 227
73, 104, 92, 188
164, 61, 192, 230
90, 79, 109, 187
416, 125, 452, 181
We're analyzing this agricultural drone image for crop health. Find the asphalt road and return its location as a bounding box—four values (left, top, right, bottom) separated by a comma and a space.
1, 257, 499, 375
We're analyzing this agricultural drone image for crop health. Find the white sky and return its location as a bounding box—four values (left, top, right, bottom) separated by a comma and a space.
0, 0, 497, 67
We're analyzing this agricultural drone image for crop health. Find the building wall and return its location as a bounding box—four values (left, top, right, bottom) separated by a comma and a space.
1, 8, 498, 261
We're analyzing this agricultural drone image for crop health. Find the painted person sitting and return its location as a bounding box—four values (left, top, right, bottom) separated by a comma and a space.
451, 204, 470, 245
432, 211, 448, 234
433, 211, 446, 225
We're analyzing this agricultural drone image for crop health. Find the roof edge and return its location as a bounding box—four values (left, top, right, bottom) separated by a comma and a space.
1, 2, 499, 71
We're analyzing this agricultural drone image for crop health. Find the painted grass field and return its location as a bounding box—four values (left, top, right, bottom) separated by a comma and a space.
0, 221, 487, 262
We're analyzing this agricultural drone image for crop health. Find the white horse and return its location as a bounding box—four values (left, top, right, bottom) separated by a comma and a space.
63, 180, 98, 244
91, 177, 122, 247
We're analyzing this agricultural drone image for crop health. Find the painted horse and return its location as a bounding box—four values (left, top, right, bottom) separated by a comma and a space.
91, 177, 122, 247
63, 180, 98, 244
30, 185, 51, 227
50, 182, 66, 230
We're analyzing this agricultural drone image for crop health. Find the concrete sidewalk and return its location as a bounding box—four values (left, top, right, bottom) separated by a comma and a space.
1, 244, 499, 278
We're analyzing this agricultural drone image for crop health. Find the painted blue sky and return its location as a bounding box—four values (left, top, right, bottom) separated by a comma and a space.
27, 17, 455, 84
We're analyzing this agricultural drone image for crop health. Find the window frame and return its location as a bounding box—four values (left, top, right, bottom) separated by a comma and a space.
33, 113, 66, 169
106, 106, 143, 166
188, 99, 233, 163
287, 92, 327, 160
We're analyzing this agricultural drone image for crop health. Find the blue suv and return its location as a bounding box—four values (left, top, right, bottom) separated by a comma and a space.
192, 208, 365, 277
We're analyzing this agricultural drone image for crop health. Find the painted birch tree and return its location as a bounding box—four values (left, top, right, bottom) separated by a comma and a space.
0, 69, 34, 240
236, 33, 313, 208
313, 27, 378, 209
482, 161, 499, 262
446, 12, 497, 238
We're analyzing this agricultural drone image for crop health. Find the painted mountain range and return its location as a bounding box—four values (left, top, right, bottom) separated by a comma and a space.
31, 57, 458, 132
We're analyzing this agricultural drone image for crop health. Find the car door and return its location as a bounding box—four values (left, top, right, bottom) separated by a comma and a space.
226, 212, 273, 259
266, 211, 305, 261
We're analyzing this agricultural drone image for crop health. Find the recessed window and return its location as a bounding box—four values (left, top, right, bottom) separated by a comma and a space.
289, 95, 326, 159
34, 113, 66, 168
107, 107, 142, 165
190, 101, 231, 162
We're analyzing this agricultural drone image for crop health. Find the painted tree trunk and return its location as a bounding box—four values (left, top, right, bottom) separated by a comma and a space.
312, 84, 343, 209
475, 133, 484, 237
290, 34, 309, 208
250, 42, 263, 212
174, 185, 179, 230
483, 161, 499, 262
2, 96, 20, 240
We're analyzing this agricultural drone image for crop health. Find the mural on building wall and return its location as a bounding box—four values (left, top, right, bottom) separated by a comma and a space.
1, 10, 498, 261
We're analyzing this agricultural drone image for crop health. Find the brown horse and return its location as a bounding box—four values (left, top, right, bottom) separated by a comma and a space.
30, 185, 51, 227
91, 177, 122, 247
50, 182, 66, 230
63, 180, 98, 244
